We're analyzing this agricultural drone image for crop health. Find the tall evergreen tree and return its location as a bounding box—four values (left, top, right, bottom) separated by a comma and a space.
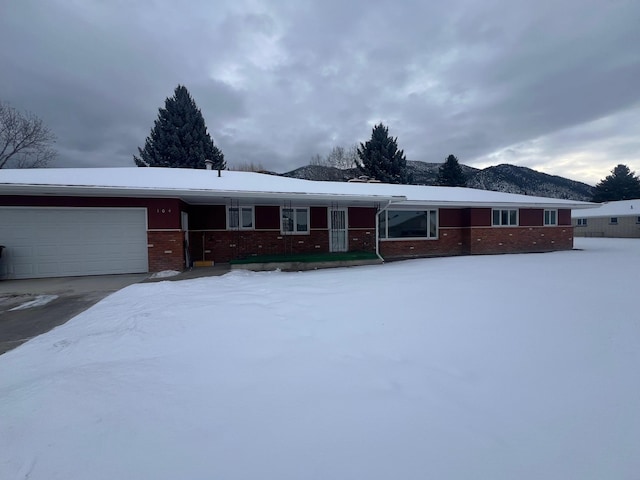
436, 154, 467, 187
591, 164, 640, 202
356, 123, 408, 184
134, 85, 225, 169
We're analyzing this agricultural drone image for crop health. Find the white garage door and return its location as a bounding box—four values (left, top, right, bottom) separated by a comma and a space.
0, 207, 148, 279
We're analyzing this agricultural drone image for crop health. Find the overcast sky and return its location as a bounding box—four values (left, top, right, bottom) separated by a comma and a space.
2, 0, 639, 185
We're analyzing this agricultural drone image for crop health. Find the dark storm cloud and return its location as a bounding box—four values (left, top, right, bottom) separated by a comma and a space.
1, 0, 639, 182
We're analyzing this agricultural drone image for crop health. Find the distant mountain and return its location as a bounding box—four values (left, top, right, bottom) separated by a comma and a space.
467, 164, 594, 201
281, 161, 594, 201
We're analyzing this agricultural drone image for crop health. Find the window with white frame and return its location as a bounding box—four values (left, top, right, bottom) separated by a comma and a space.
228, 206, 254, 230
544, 209, 557, 226
281, 207, 309, 234
610, 217, 618, 225
577, 218, 588, 226
492, 209, 518, 226
378, 209, 438, 239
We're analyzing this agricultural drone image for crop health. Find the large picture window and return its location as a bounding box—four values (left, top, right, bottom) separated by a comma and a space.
492, 209, 518, 226
378, 210, 437, 239
281, 207, 309, 234
228, 206, 254, 230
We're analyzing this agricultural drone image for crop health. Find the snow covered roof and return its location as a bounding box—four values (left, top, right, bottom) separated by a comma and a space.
1, 167, 596, 209
571, 199, 640, 218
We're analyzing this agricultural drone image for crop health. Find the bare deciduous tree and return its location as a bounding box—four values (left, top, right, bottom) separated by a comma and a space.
0, 101, 57, 169
229, 161, 265, 172
309, 145, 358, 169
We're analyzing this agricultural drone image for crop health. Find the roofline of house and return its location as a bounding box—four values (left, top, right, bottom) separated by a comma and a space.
0, 184, 405, 205
0, 184, 597, 210
398, 200, 596, 210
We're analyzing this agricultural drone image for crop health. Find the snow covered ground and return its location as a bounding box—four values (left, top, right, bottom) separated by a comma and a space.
1, 238, 639, 480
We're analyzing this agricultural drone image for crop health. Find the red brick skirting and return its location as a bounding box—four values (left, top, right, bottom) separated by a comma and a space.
147, 231, 185, 272
379, 228, 468, 258
468, 226, 573, 254
150, 226, 573, 270
189, 228, 376, 263
380, 226, 573, 259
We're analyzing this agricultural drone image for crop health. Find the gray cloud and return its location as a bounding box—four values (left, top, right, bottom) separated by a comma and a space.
1, 0, 639, 183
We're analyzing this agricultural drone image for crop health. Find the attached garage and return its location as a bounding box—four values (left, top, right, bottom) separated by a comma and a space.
0, 207, 148, 279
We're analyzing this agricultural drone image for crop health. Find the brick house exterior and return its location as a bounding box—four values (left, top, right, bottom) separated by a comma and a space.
0, 168, 595, 279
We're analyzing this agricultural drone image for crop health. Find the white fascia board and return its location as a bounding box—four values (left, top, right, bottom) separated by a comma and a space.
196, 190, 405, 204
0, 184, 405, 205
391, 200, 598, 210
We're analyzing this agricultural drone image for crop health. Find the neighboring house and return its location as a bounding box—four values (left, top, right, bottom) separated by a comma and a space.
572, 199, 640, 238
0, 168, 595, 279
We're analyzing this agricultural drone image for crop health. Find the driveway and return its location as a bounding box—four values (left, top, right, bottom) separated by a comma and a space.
0, 266, 232, 355
0, 274, 148, 355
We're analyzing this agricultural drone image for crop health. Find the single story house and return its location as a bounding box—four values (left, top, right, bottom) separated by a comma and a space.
572, 199, 640, 238
1, 167, 595, 279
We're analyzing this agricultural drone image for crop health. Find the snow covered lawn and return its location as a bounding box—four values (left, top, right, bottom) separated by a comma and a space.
1, 238, 639, 480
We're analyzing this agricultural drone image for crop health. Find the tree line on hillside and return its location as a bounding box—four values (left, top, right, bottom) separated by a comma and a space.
3, 86, 640, 202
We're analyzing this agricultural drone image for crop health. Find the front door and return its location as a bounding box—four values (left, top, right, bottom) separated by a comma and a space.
329, 209, 348, 252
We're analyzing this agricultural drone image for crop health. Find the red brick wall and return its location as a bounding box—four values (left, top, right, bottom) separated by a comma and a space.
147, 231, 185, 271
195, 230, 328, 262
190, 227, 376, 262
468, 226, 573, 254
379, 228, 468, 259
380, 225, 573, 259
348, 228, 376, 253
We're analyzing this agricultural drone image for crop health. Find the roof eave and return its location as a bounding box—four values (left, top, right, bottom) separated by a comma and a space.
0, 184, 404, 204
398, 200, 598, 209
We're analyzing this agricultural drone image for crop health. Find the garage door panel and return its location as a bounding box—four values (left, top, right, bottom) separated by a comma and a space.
0, 207, 149, 279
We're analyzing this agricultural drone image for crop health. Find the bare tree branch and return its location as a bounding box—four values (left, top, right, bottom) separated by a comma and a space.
309, 145, 358, 169
0, 101, 57, 168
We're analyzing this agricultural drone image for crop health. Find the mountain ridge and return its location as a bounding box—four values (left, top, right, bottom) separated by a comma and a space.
279, 161, 594, 201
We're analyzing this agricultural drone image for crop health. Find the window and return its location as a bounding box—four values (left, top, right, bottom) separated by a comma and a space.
282, 207, 309, 234
637, 216, 640, 224
577, 218, 588, 226
228, 206, 254, 230
610, 217, 618, 225
378, 210, 438, 239
544, 209, 557, 226
492, 209, 518, 226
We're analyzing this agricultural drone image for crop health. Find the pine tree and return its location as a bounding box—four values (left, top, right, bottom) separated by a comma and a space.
591, 164, 640, 202
356, 123, 408, 184
436, 154, 467, 187
134, 85, 225, 169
